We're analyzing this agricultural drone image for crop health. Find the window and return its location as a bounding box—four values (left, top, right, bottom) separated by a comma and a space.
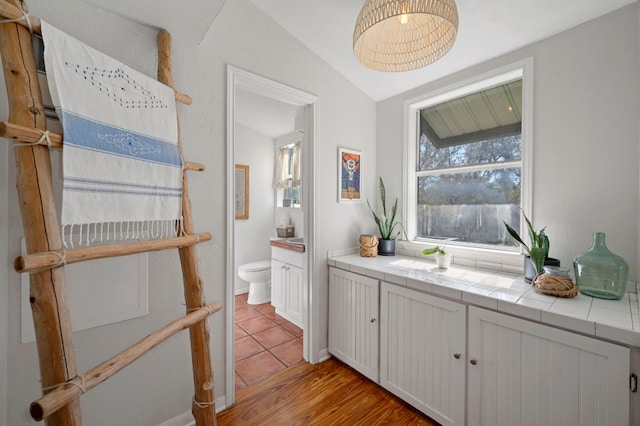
405, 61, 532, 253
274, 140, 301, 208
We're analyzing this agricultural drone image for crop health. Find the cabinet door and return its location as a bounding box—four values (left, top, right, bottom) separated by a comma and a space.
270, 259, 286, 311
380, 282, 466, 426
286, 264, 304, 326
468, 307, 630, 426
328, 267, 379, 382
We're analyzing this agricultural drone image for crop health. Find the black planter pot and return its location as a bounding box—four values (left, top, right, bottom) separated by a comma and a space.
378, 239, 396, 256
524, 256, 561, 283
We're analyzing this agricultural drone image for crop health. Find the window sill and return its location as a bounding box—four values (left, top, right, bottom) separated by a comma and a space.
397, 240, 524, 275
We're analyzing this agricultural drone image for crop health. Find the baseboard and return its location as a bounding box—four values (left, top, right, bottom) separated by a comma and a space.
158, 411, 194, 426
274, 307, 302, 329
215, 395, 228, 413
158, 395, 227, 426
318, 348, 331, 363
234, 287, 249, 295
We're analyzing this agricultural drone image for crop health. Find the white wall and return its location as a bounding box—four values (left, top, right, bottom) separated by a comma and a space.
0, 0, 376, 424
378, 4, 640, 282
198, 0, 377, 375
234, 123, 275, 294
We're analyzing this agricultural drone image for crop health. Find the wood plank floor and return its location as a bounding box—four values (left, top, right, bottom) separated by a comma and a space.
217, 358, 440, 425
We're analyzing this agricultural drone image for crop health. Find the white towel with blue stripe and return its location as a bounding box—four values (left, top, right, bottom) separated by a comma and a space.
41, 21, 183, 246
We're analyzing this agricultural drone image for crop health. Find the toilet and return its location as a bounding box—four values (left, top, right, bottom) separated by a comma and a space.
238, 260, 272, 305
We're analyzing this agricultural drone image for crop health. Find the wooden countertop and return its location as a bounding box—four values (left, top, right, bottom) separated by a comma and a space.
270, 239, 305, 253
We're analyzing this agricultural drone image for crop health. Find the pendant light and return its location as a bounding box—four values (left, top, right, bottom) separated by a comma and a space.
353, 0, 459, 72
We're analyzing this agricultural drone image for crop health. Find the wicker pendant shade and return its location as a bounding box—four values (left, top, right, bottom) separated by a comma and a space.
353, 0, 459, 72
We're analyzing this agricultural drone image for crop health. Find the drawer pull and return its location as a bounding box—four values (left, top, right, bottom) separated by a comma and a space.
453, 353, 461, 359
470, 358, 478, 366
370, 318, 376, 323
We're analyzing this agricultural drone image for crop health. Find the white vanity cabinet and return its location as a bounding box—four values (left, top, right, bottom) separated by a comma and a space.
380, 282, 466, 426
467, 306, 630, 426
328, 267, 379, 382
271, 246, 304, 328
328, 264, 636, 425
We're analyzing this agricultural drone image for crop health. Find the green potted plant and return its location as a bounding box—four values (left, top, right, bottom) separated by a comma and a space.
422, 246, 452, 269
367, 177, 404, 256
504, 212, 560, 282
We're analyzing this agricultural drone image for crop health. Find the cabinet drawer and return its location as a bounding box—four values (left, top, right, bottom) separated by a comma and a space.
271, 246, 304, 268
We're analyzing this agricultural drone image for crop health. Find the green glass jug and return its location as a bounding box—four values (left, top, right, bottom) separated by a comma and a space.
573, 232, 628, 300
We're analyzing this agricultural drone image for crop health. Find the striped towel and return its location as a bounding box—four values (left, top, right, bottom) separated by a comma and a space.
41, 21, 183, 246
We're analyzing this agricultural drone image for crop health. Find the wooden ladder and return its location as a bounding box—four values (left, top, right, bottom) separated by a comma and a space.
0, 1, 219, 424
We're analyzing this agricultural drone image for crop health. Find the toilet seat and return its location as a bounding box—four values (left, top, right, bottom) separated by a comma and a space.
239, 260, 271, 272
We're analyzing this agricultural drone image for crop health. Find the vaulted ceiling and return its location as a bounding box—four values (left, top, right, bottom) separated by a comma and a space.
78, 0, 637, 101
79, 0, 228, 45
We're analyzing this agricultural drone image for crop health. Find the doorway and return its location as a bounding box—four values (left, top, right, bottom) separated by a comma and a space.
226, 66, 317, 406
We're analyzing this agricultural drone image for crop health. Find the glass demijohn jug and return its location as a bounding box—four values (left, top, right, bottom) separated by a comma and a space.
573, 232, 628, 300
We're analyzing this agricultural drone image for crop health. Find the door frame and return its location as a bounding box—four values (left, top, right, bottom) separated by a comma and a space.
226, 65, 318, 406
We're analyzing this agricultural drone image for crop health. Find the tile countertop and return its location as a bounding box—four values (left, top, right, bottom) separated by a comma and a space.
328, 254, 640, 348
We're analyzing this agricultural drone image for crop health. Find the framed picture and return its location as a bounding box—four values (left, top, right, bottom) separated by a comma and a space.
235, 164, 249, 220
338, 148, 362, 203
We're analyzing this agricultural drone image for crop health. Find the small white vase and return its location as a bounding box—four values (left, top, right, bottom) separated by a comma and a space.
435, 253, 452, 269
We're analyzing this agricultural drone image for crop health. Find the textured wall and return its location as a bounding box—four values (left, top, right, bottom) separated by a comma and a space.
234, 123, 276, 294
0, 0, 377, 424
378, 4, 639, 281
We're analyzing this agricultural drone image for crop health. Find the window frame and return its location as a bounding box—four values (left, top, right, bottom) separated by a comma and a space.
402, 58, 534, 262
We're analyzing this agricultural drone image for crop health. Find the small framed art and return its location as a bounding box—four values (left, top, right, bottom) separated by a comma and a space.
338, 148, 362, 203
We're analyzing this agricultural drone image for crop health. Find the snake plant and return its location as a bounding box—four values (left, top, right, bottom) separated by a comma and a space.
504, 212, 549, 275
367, 177, 403, 240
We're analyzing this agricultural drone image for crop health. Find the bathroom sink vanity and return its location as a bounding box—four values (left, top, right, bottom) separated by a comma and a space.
270, 239, 305, 328
328, 253, 640, 426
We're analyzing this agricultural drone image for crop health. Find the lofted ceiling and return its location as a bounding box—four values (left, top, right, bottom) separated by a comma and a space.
79, 0, 637, 101
250, 0, 637, 101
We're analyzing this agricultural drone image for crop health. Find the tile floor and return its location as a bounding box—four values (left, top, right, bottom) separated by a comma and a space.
234, 293, 303, 391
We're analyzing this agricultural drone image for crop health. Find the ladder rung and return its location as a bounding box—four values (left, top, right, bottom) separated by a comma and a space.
0, 122, 205, 171
15, 232, 212, 273
0, 121, 63, 146
185, 161, 205, 172
0, 0, 42, 34
29, 301, 222, 422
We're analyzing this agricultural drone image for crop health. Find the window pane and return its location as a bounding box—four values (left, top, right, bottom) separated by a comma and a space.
416, 169, 521, 246
418, 133, 522, 171
418, 78, 522, 172
420, 80, 522, 144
